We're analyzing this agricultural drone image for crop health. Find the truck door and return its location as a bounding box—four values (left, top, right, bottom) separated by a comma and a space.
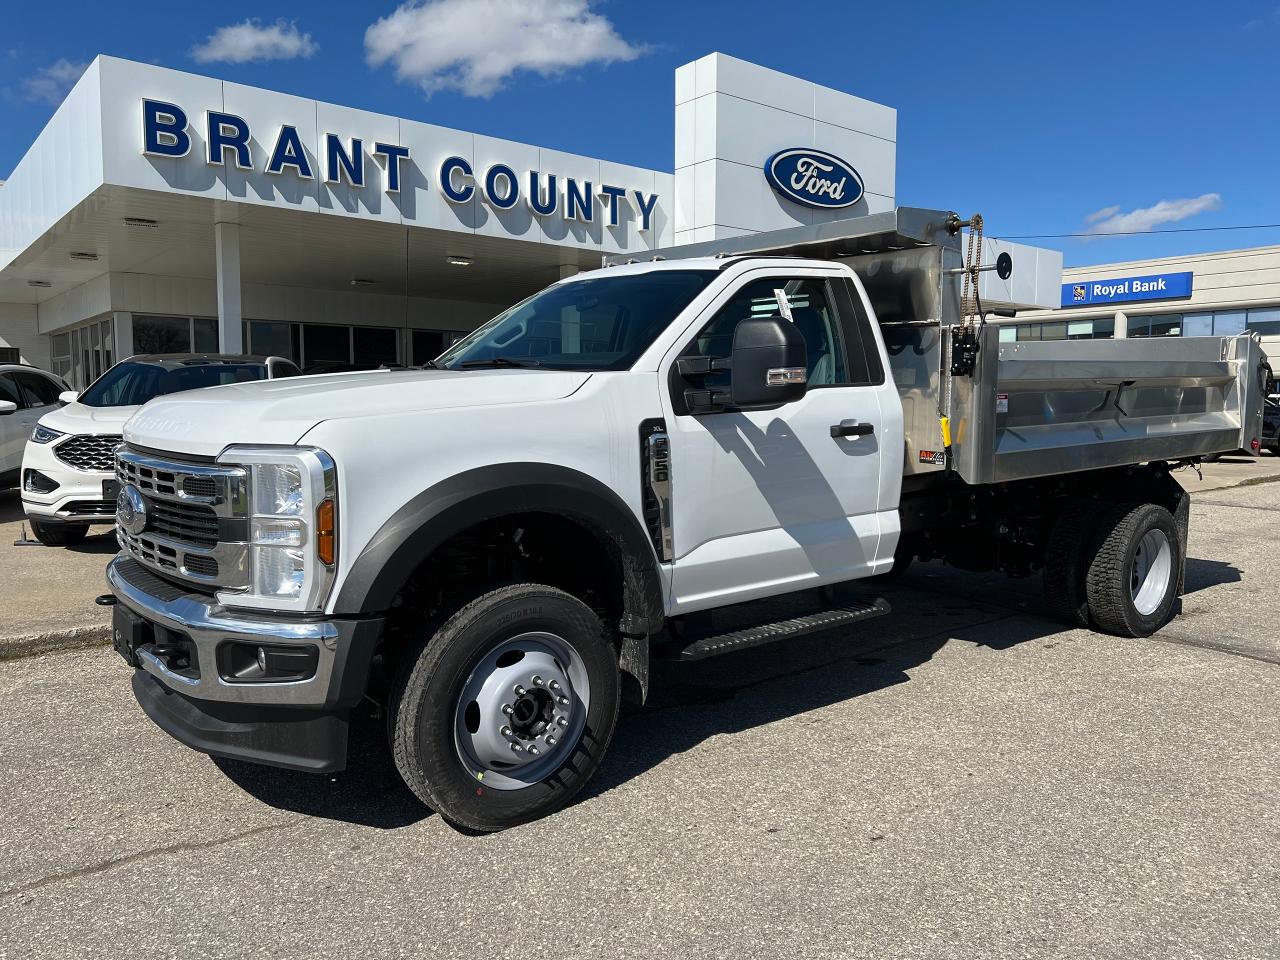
661, 269, 901, 613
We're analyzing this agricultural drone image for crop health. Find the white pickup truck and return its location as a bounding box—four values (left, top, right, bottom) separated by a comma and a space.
106, 208, 1269, 831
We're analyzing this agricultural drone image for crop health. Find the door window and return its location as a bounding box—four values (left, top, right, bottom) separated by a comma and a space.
14, 372, 62, 407
681, 277, 848, 388
0, 374, 23, 408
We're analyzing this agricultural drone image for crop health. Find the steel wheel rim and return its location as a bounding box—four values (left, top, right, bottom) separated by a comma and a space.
452, 631, 590, 792
1131, 529, 1173, 617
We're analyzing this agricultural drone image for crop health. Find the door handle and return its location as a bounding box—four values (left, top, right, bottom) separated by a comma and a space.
830, 420, 874, 438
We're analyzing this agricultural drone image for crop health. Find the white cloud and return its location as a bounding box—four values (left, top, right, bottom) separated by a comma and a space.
1083, 194, 1223, 234
191, 19, 318, 64
365, 0, 648, 98
21, 59, 87, 104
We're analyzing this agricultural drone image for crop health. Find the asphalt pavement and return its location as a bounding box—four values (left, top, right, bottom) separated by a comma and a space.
0, 479, 1277, 959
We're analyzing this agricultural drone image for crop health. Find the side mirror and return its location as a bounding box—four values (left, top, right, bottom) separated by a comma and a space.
730, 315, 808, 409
58, 390, 79, 404
0, 400, 16, 416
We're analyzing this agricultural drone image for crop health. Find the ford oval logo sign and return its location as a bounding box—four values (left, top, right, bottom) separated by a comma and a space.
765, 148, 864, 210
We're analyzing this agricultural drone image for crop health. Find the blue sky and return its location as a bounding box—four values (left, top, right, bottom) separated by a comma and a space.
2, 0, 1277, 267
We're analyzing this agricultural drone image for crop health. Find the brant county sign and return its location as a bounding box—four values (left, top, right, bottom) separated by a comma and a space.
764, 148, 864, 210
139, 99, 659, 229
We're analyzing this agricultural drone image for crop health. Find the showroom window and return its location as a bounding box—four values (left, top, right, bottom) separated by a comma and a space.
133, 315, 196, 354
54, 317, 114, 389
242, 320, 404, 370
411, 329, 467, 365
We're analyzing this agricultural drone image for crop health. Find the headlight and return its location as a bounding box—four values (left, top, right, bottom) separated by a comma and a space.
30, 424, 64, 444
214, 446, 337, 613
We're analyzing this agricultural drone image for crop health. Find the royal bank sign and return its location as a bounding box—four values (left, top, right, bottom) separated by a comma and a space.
140, 99, 660, 230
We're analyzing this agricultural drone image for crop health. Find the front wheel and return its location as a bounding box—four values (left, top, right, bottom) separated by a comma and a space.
390, 583, 620, 832
29, 518, 89, 546
1085, 502, 1182, 637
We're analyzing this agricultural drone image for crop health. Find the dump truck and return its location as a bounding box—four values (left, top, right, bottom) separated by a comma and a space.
106, 207, 1269, 830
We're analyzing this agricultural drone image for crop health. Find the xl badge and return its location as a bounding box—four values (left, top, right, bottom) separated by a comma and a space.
116, 484, 148, 536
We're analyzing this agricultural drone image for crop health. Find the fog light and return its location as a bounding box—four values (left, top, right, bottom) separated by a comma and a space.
218, 641, 319, 683
23, 469, 59, 494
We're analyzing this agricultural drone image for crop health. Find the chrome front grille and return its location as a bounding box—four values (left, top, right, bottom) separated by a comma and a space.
55, 434, 122, 472
115, 446, 249, 591
147, 499, 219, 547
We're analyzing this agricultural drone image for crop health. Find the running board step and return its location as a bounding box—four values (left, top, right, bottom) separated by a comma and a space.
657, 596, 892, 661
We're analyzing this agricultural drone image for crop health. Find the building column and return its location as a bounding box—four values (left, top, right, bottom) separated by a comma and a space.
215, 221, 244, 354
1113, 311, 1128, 338
112, 311, 134, 362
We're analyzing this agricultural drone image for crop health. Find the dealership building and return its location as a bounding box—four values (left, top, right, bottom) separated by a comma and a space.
999, 245, 1280, 359
0, 52, 1072, 386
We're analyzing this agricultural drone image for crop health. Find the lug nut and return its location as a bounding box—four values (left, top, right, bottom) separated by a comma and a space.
514, 684, 526, 696
545, 736, 557, 747
500, 725, 513, 738
502, 703, 514, 716
549, 680, 561, 693
556, 695, 569, 705
532, 675, 544, 686
557, 716, 568, 727
528, 745, 541, 757
510, 743, 525, 753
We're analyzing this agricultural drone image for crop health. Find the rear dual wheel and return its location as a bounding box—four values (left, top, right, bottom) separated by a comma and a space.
1043, 499, 1183, 637
390, 583, 620, 832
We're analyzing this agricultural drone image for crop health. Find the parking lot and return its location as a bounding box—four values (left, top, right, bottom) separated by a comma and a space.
0, 464, 1277, 959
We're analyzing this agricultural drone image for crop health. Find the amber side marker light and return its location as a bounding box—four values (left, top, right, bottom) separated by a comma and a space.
316, 499, 336, 565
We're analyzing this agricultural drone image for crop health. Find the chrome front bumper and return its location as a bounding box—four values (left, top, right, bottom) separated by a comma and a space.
107, 555, 374, 709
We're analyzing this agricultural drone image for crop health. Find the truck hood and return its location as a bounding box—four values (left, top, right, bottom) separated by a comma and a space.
39, 401, 139, 434
123, 368, 591, 457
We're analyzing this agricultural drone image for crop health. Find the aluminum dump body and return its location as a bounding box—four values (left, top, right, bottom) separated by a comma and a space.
604, 207, 1271, 486
950, 332, 1268, 484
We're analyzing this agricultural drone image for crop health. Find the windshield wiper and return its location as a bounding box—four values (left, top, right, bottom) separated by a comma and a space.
457, 357, 542, 369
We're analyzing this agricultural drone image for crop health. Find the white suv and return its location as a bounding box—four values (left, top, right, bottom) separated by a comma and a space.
22, 353, 299, 545
0, 363, 70, 492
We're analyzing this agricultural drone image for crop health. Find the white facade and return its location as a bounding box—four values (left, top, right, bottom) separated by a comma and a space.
673, 53, 896, 243
0, 52, 1059, 386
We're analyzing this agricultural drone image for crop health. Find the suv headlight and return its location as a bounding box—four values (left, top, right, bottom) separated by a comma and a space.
31, 424, 64, 444
214, 446, 338, 613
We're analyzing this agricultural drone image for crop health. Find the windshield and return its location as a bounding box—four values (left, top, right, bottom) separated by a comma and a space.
78, 361, 269, 408
438, 271, 717, 371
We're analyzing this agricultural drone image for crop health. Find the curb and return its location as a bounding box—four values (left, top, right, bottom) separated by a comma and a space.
0, 623, 112, 662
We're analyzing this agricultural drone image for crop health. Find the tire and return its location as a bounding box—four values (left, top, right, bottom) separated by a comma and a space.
29, 519, 89, 547
1084, 502, 1182, 638
1042, 498, 1103, 627
390, 583, 620, 832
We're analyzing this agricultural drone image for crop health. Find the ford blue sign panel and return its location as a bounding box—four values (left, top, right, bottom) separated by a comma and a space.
1062, 271, 1194, 308
765, 149, 864, 209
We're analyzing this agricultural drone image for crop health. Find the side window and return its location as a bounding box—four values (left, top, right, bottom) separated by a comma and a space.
0, 374, 23, 408
832, 279, 886, 387
681, 277, 848, 387
15, 372, 62, 407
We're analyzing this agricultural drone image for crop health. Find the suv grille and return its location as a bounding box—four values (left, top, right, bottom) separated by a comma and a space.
55, 434, 122, 472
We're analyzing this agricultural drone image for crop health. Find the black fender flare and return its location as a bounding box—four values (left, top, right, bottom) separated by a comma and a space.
333, 462, 666, 640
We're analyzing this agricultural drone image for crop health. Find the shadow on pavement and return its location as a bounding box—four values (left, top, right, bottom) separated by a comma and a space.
203, 553, 1240, 830
1184, 557, 1242, 592
213, 707, 431, 830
